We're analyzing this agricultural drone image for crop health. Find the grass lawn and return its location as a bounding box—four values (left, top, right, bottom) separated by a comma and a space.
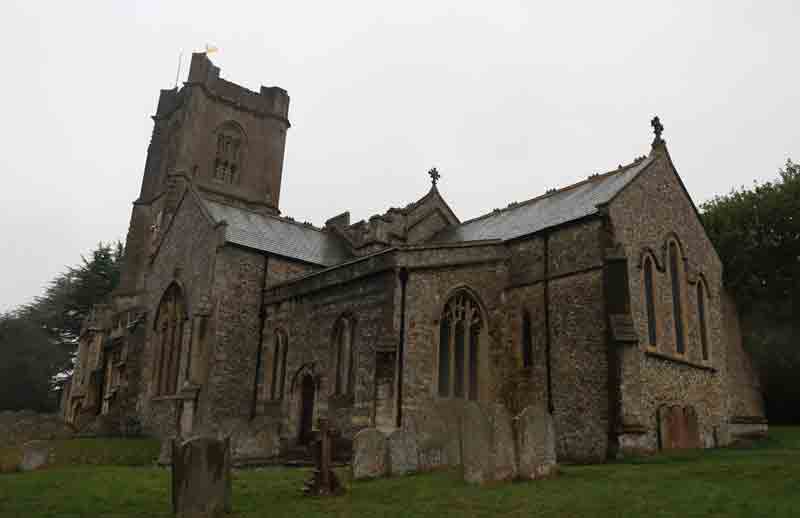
1, 428, 798, 518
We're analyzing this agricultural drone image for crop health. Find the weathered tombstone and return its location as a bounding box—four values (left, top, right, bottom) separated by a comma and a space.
516, 404, 557, 480
413, 400, 462, 471
489, 404, 517, 481
20, 440, 51, 471
461, 401, 492, 484
172, 437, 232, 518
387, 429, 419, 476
352, 428, 387, 479
302, 418, 344, 496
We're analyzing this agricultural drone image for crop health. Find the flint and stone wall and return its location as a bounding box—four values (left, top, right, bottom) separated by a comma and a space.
263, 262, 398, 446
609, 149, 730, 451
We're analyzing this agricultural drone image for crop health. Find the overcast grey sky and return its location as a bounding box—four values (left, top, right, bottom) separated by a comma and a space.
0, 1, 797, 312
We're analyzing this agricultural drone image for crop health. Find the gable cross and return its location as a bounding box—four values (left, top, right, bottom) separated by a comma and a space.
651, 116, 664, 141
428, 167, 441, 187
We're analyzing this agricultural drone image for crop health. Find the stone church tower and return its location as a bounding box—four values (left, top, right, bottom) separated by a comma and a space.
119, 53, 290, 297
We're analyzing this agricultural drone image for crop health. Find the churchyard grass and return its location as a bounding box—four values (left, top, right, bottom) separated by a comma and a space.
1, 427, 798, 518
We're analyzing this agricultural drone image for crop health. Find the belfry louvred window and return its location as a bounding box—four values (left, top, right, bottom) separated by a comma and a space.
213, 125, 242, 184
438, 291, 483, 401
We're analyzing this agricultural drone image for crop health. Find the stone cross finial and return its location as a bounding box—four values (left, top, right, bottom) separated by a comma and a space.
651, 116, 664, 142
428, 167, 441, 187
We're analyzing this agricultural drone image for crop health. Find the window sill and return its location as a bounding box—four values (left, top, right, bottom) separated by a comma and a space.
151, 394, 185, 402
645, 350, 716, 372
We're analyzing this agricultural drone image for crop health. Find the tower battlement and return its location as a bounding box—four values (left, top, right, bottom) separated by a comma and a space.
153, 53, 289, 124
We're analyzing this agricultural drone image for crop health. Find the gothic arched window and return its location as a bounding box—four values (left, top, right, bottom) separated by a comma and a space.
521, 309, 533, 368
154, 283, 185, 396
697, 281, 709, 361
333, 316, 356, 395
270, 330, 288, 400
668, 241, 686, 355
643, 257, 657, 348
438, 291, 483, 400
212, 123, 244, 184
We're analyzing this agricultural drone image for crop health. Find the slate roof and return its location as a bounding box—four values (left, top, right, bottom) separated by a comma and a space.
204, 200, 354, 266
432, 156, 654, 243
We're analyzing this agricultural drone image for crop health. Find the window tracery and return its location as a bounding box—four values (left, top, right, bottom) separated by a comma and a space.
438, 291, 483, 400
153, 284, 185, 396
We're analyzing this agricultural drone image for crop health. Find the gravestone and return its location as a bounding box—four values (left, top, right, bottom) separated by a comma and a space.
302, 418, 344, 496
172, 437, 232, 518
20, 440, 51, 471
516, 404, 557, 480
489, 404, 517, 481
461, 401, 492, 484
388, 429, 419, 476
352, 428, 387, 479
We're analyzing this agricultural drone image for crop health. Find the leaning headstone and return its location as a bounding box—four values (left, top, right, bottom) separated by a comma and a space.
461, 401, 492, 484
172, 437, 232, 518
516, 404, 557, 480
490, 404, 517, 481
20, 440, 51, 471
352, 428, 387, 479
388, 429, 419, 476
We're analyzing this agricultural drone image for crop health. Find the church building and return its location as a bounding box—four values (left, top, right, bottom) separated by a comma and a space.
62, 53, 766, 464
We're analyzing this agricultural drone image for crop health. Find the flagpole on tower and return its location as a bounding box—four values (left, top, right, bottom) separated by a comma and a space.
174, 51, 183, 89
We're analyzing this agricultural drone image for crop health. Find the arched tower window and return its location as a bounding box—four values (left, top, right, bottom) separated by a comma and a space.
333, 315, 356, 395
668, 241, 686, 355
212, 123, 244, 184
643, 257, 657, 348
697, 281, 709, 361
521, 309, 533, 368
270, 330, 288, 400
153, 283, 185, 396
438, 291, 483, 401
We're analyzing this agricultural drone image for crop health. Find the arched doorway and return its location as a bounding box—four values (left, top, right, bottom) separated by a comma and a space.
298, 374, 315, 445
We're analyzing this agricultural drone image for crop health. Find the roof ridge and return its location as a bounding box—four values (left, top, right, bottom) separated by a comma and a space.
456, 155, 651, 227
